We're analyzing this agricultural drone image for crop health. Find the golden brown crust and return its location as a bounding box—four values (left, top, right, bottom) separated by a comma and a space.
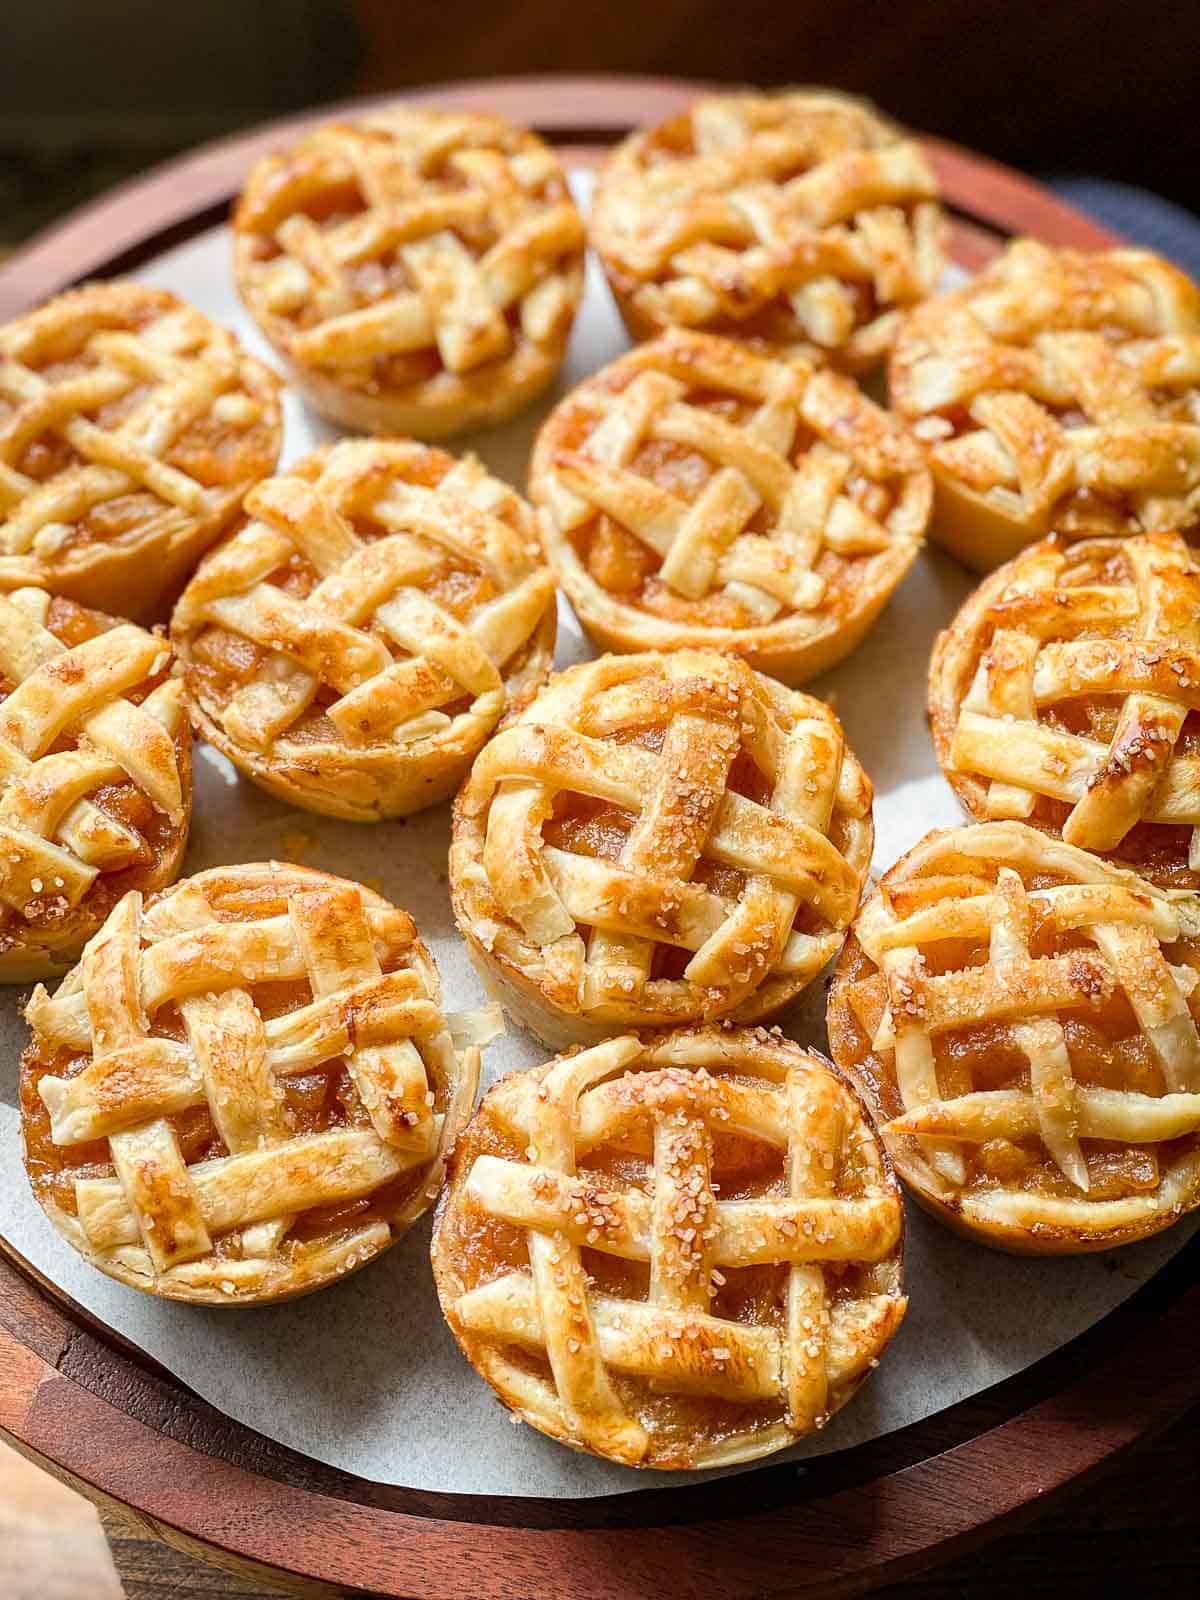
233, 108, 585, 439
930, 531, 1200, 890
431, 1025, 906, 1469
0, 588, 191, 982
170, 437, 556, 822
529, 329, 929, 686
450, 649, 874, 1047
890, 239, 1200, 571
20, 862, 493, 1306
826, 820, 1200, 1253
590, 88, 943, 369
0, 281, 282, 621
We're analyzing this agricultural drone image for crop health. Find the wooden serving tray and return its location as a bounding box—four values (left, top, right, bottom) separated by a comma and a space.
1, 73, 1196, 1600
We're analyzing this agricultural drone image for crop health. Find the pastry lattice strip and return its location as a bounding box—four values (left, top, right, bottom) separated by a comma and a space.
173, 443, 554, 754
904, 243, 1200, 529
452, 1036, 902, 1460
0, 301, 246, 556
951, 531, 1200, 864
607, 94, 940, 354
542, 332, 912, 622
240, 115, 584, 374
0, 588, 184, 929
475, 675, 861, 1014
852, 825, 1200, 1222
30, 875, 459, 1288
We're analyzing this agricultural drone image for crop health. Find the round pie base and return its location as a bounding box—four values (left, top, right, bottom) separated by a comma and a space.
184, 606, 557, 825
928, 538, 1200, 890
925, 462, 1051, 574
431, 1025, 907, 1469
0, 502, 260, 626
278, 326, 578, 443
534, 549, 919, 689
826, 825, 1200, 1254
528, 335, 929, 689
20, 863, 482, 1306
458, 923, 810, 1052
0, 282, 283, 624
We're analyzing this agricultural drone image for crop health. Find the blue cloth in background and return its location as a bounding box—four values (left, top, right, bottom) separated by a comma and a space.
1049, 177, 1200, 279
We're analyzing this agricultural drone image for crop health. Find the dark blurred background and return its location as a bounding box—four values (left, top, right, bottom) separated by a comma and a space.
2, 0, 1200, 249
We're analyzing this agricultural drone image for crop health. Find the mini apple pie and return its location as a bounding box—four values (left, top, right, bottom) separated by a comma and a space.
529, 329, 930, 685
450, 649, 873, 1048
171, 438, 556, 821
21, 862, 498, 1304
930, 530, 1200, 889
0, 282, 282, 621
0, 586, 190, 982
590, 88, 944, 368
890, 239, 1200, 571
233, 108, 586, 438
432, 1025, 905, 1469
826, 820, 1200, 1252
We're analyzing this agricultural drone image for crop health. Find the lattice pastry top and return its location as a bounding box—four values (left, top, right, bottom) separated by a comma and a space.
0, 586, 190, 982
432, 1025, 905, 1469
0, 282, 282, 621
931, 531, 1200, 890
450, 649, 873, 1049
826, 821, 1200, 1252
889, 239, 1200, 572
21, 863, 498, 1304
529, 329, 930, 686
590, 89, 943, 368
233, 109, 586, 439
170, 437, 557, 821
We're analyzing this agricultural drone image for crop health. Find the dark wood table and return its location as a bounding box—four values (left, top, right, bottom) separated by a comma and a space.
78, 1405, 1200, 1597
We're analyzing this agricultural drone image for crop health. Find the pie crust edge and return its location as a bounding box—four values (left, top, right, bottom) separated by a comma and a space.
430, 1023, 907, 1469
20, 861, 485, 1306
825, 822, 1200, 1254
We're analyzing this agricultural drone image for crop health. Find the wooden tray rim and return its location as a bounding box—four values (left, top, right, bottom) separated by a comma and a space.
3, 69, 1188, 1600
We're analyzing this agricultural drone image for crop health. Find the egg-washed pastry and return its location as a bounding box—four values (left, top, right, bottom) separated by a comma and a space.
530, 329, 929, 685
21, 862, 499, 1304
930, 530, 1200, 889
827, 820, 1200, 1252
591, 88, 943, 368
433, 1025, 905, 1468
171, 438, 556, 821
0, 586, 190, 981
451, 648, 873, 1048
234, 109, 585, 438
890, 239, 1200, 571
0, 282, 281, 621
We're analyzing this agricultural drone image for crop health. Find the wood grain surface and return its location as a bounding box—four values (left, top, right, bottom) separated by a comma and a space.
0, 1440, 124, 1600
88, 1403, 1200, 1598
2, 72, 1194, 1600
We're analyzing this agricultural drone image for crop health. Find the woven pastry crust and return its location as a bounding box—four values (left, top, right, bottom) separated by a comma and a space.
826, 820, 1200, 1253
432, 1025, 905, 1469
450, 649, 873, 1047
529, 329, 930, 686
930, 531, 1200, 889
233, 109, 585, 439
890, 239, 1200, 572
590, 88, 943, 368
21, 862, 494, 1305
0, 587, 191, 982
0, 282, 282, 621
171, 438, 556, 821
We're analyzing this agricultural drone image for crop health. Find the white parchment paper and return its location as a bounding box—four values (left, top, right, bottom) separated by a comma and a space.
0, 178, 1194, 1498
